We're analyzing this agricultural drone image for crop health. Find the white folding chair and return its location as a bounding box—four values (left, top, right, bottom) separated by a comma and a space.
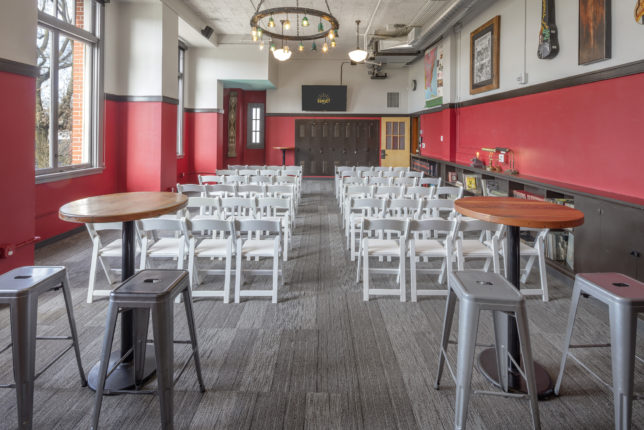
382, 170, 403, 179
342, 185, 373, 218
177, 183, 205, 197
374, 185, 403, 199
205, 184, 236, 198
454, 218, 503, 274
220, 197, 256, 220
404, 186, 434, 200
393, 177, 418, 187
407, 219, 457, 301
198, 175, 222, 185
373, 166, 391, 173
368, 177, 391, 186
238, 169, 258, 176
500, 227, 550, 301
187, 218, 235, 302
217, 169, 236, 175
85, 222, 124, 303
249, 175, 273, 185
346, 197, 387, 261
356, 218, 408, 302
224, 175, 247, 184
258, 197, 292, 261
386, 198, 420, 220
137, 217, 189, 270
234, 219, 283, 303
405, 171, 424, 179
237, 184, 265, 198
435, 185, 464, 200
418, 177, 442, 187
185, 196, 220, 221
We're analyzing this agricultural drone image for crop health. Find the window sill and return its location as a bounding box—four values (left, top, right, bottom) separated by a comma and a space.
35, 166, 105, 184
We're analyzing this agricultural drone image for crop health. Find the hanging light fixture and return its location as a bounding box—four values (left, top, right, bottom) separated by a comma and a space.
268, 16, 275, 27
348, 20, 368, 63
299, 40, 304, 51
318, 18, 324, 32
251, 26, 257, 37
257, 27, 263, 38
334, 29, 338, 39
322, 38, 328, 53
331, 39, 336, 48
270, 41, 276, 51
312, 41, 317, 51
328, 29, 334, 40
302, 15, 309, 26
273, 20, 292, 61
284, 14, 291, 30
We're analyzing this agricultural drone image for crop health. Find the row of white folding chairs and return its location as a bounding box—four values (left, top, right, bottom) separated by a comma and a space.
336, 176, 441, 198
85, 199, 293, 303
178, 182, 298, 210
335, 165, 409, 175
352, 214, 549, 302
216, 168, 301, 178
339, 184, 463, 215
228, 164, 302, 173
191, 177, 301, 206
136, 217, 285, 304
335, 167, 418, 198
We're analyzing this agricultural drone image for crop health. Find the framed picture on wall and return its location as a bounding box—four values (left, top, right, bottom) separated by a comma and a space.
470, 15, 500, 95
578, 0, 611, 65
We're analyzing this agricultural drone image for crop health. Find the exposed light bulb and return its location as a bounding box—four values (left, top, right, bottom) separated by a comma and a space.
284, 45, 290, 53
252, 34, 258, 42
270, 42, 276, 52
328, 30, 334, 40
251, 27, 257, 37
298, 41, 304, 51
284, 19, 291, 30
331, 40, 336, 48
322, 42, 328, 53
259, 40, 265, 50
302, 16, 309, 27
268, 16, 275, 28
257, 27, 263, 37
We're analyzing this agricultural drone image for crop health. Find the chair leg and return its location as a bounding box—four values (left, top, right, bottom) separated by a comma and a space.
522, 256, 536, 284
92, 301, 119, 430
235, 240, 243, 303
60, 272, 87, 386
10, 296, 37, 430
492, 310, 509, 392
554, 282, 582, 396
399, 254, 406, 303
272, 252, 279, 304
151, 303, 175, 430
224, 252, 232, 304
435, 287, 457, 389
515, 304, 541, 430
182, 290, 206, 392
454, 300, 480, 430
363, 246, 369, 302
132, 309, 150, 387
609, 303, 637, 430
88, 246, 99, 304
410, 251, 417, 303
537, 252, 548, 302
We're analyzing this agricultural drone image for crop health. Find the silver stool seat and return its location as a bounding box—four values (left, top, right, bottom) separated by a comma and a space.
92, 269, 206, 430
435, 271, 540, 430
555, 272, 644, 430
0, 266, 86, 430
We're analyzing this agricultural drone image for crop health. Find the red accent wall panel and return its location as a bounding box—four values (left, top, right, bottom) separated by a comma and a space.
159, 102, 177, 192
455, 73, 644, 199
419, 108, 455, 161
177, 111, 191, 184
0, 72, 36, 273
187, 111, 223, 180
223, 89, 267, 167
35, 99, 120, 241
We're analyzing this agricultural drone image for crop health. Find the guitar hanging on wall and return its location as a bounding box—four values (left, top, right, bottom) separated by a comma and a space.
636, 0, 644, 24
537, 0, 559, 59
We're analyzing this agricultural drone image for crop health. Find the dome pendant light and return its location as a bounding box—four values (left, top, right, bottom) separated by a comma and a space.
302, 15, 309, 26
348, 20, 368, 63
299, 40, 304, 51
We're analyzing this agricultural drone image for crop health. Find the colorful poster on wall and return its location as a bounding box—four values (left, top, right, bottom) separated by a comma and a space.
424, 43, 444, 108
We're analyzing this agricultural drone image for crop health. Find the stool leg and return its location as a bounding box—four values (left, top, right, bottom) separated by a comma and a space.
554, 282, 583, 396
492, 310, 509, 392
435, 287, 457, 390
92, 302, 119, 430
151, 303, 175, 430
182, 290, 206, 392
454, 300, 480, 430
60, 273, 87, 387
132, 309, 150, 388
515, 304, 541, 430
609, 303, 637, 430
10, 296, 37, 430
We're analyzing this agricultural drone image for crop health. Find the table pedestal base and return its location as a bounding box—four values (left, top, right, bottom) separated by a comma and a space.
87, 345, 156, 393
478, 348, 554, 400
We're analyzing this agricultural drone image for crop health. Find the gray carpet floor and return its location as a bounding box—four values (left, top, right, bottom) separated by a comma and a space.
0, 179, 642, 429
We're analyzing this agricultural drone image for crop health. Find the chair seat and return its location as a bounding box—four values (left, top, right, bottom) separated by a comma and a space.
194, 239, 230, 257
148, 238, 185, 256
261, 216, 289, 227
99, 239, 122, 257
241, 240, 278, 257
413, 239, 447, 257
366, 239, 400, 256
461, 239, 494, 257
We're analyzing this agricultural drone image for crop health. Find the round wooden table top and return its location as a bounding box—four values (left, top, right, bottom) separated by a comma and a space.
274, 146, 294, 150
59, 192, 188, 224
454, 196, 585, 229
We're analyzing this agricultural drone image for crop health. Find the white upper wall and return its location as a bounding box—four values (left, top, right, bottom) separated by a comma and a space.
0, 0, 37, 65
267, 58, 409, 114
185, 44, 273, 109
104, 1, 178, 98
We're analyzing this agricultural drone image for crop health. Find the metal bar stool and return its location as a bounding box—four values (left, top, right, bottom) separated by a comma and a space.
434, 270, 540, 430
92, 269, 206, 430
0, 266, 86, 430
555, 272, 644, 430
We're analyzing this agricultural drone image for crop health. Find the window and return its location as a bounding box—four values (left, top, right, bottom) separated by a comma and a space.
177, 43, 186, 156
35, 0, 104, 182
247, 103, 265, 149
385, 120, 406, 150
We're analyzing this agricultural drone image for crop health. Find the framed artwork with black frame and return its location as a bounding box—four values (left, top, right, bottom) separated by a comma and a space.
578, 0, 611, 65
469, 15, 500, 95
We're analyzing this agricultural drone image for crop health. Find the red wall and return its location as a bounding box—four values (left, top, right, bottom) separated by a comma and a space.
419, 108, 455, 161
222, 89, 267, 166
184, 111, 223, 181
0, 71, 36, 273
419, 72, 644, 200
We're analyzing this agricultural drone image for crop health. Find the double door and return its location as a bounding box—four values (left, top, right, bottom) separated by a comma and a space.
295, 119, 379, 176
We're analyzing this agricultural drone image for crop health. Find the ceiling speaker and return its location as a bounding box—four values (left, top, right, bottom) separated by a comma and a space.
201, 26, 214, 39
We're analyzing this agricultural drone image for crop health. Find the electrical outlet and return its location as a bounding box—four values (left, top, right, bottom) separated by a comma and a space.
516, 72, 528, 85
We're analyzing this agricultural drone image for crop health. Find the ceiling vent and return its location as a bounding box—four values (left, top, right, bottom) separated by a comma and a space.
387, 92, 400, 108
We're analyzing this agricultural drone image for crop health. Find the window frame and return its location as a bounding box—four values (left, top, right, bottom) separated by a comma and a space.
246, 102, 265, 149
177, 42, 186, 157
35, 1, 105, 184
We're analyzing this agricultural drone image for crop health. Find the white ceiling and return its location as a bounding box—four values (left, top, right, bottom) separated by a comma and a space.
183, 0, 456, 53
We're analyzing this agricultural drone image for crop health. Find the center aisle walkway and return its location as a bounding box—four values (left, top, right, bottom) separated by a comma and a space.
0, 179, 638, 428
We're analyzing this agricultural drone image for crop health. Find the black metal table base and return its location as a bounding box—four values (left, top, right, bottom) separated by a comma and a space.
478, 347, 554, 400
87, 344, 156, 393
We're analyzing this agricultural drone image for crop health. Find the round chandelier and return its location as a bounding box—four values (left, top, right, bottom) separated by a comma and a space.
250, 0, 340, 61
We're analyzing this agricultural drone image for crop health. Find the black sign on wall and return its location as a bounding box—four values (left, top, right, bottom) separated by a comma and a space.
302, 85, 347, 111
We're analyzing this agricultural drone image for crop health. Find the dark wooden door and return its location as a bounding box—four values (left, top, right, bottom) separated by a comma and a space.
295, 119, 379, 176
